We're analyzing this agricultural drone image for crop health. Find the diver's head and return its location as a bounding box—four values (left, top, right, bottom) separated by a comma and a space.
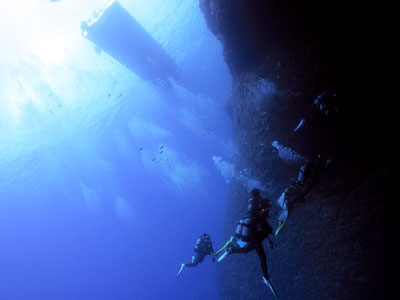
309, 154, 322, 162
202, 233, 209, 239
248, 188, 261, 204
250, 188, 260, 198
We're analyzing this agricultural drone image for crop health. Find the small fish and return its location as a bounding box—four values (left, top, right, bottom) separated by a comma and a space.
139, 147, 143, 151
160, 145, 164, 149
152, 158, 156, 161
159, 150, 163, 154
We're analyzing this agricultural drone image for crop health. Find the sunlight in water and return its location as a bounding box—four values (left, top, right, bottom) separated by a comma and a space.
0, 0, 110, 123
0, 1, 231, 298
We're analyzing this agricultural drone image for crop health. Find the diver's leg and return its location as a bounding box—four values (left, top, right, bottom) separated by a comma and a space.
230, 242, 255, 254
218, 242, 254, 262
184, 253, 204, 267
217, 239, 254, 262
254, 243, 269, 280
256, 243, 278, 298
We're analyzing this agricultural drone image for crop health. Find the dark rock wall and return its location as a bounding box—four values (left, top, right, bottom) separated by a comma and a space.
200, 1, 389, 299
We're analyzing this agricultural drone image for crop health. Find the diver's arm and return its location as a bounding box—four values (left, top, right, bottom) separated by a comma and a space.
209, 242, 217, 261
209, 242, 215, 254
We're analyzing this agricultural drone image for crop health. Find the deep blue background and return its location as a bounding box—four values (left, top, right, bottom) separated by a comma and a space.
0, 1, 232, 299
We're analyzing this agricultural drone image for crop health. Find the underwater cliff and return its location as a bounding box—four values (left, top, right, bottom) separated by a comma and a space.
200, 1, 389, 299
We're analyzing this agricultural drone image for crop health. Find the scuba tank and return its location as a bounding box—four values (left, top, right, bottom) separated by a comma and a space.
235, 219, 244, 239
194, 238, 202, 252
235, 217, 255, 242
297, 163, 308, 185
194, 235, 212, 253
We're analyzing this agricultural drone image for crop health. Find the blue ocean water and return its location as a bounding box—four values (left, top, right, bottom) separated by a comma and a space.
0, 1, 232, 299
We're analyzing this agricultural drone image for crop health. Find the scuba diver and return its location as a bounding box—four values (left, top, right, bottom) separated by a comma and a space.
313, 92, 338, 117
176, 233, 216, 278
275, 154, 332, 235
275, 184, 301, 236
293, 91, 338, 133
296, 154, 332, 196
215, 188, 277, 299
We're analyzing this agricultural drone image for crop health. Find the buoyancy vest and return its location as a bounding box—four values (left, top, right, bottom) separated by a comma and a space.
236, 197, 273, 242
256, 213, 273, 238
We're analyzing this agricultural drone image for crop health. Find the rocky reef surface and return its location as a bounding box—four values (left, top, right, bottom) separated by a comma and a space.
200, 1, 390, 299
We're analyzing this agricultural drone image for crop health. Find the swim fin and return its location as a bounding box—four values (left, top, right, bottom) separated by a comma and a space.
263, 277, 278, 299
275, 221, 285, 236
217, 247, 231, 262
293, 118, 306, 132
176, 263, 185, 278
215, 236, 234, 256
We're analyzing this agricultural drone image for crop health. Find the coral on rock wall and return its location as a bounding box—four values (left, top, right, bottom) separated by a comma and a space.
200, 1, 389, 299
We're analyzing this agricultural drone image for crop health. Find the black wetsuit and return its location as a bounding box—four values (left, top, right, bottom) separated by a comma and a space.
296, 155, 328, 198
185, 236, 215, 267
231, 195, 273, 279
231, 240, 270, 279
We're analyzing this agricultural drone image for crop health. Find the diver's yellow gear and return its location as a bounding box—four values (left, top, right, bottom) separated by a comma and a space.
275, 221, 286, 236
215, 236, 234, 256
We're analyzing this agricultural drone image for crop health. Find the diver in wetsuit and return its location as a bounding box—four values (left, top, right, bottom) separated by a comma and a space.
275, 184, 300, 235
216, 188, 277, 298
275, 154, 332, 235
313, 92, 338, 116
296, 154, 331, 196
176, 233, 216, 278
